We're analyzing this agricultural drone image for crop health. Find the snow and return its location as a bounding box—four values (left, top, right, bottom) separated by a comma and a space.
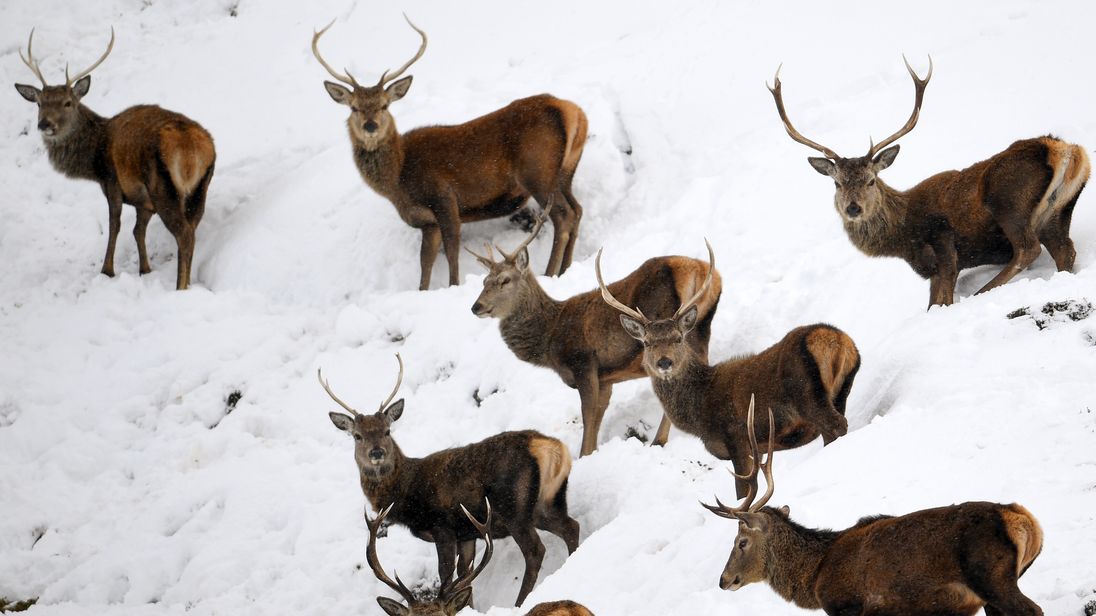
2, 1, 1095, 615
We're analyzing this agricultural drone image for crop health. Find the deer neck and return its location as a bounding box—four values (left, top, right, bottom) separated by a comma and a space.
763, 512, 838, 610
351, 124, 405, 200
358, 445, 414, 512
842, 180, 909, 257
650, 357, 715, 431
498, 279, 563, 365
45, 105, 107, 182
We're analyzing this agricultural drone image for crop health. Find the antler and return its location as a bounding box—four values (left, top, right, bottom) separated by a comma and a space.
317, 368, 360, 416
18, 29, 48, 86
595, 247, 648, 324
439, 498, 494, 598
866, 55, 933, 158
65, 27, 115, 87
767, 64, 840, 159
496, 195, 555, 262
312, 20, 359, 87
366, 504, 417, 604
464, 241, 497, 268
377, 14, 428, 87
700, 395, 776, 518
378, 353, 404, 412
672, 239, 715, 320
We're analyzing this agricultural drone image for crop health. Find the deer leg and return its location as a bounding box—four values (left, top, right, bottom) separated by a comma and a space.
176, 224, 195, 290
927, 232, 958, 307
559, 186, 583, 273
542, 193, 571, 277
508, 524, 546, 607
434, 199, 462, 287
455, 540, 477, 607
1038, 195, 1080, 273
433, 531, 458, 587
534, 491, 580, 554
652, 413, 673, 447
575, 363, 602, 457
418, 225, 442, 291
962, 544, 1043, 616
100, 183, 124, 278
133, 206, 154, 275
976, 225, 1041, 295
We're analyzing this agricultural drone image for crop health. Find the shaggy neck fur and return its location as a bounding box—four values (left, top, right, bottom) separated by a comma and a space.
45, 105, 107, 182
762, 511, 839, 610
498, 277, 563, 365
651, 358, 716, 431
358, 444, 412, 511
842, 180, 909, 258
351, 122, 404, 199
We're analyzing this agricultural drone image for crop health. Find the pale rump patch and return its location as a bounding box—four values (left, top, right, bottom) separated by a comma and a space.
528, 437, 572, 506
555, 100, 588, 175
1034, 138, 1090, 229
160, 126, 215, 197
1002, 504, 1044, 575
805, 328, 859, 401
667, 256, 723, 317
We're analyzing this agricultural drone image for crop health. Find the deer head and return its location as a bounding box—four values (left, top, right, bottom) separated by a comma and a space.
469, 199, 554, 319
14, 28, 115, 141
596, 240, 715, 378
768, 57, 932, 223
368, 499, 493, 616
312, 15, 427, 150
322, 354, 406, 479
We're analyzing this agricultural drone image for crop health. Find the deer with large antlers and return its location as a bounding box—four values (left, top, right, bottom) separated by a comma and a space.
313, 16, 587, 290
769, 58, 1089, 307
367, 502, 595, 616
598, 245, 858, 497
14, 29, 215, 290
470, 228, 722, 457
321, 355, 579, 607
703, 399, 1045, 616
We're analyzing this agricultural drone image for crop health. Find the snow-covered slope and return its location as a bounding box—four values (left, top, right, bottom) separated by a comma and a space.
2, 1, 1095, 615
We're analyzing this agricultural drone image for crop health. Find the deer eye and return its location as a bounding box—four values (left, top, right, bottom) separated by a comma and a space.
738, 538, 748, 550
381, 104, 389, 111
833, 181, 841, 188
868, 178, 876, 186
353, 434, 362, 441
63, 100, 72, 108
384, 429, 390, 436
499, 277, 510, 286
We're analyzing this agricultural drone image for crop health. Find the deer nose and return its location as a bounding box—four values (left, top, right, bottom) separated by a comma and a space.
363, 120, 379, 133
845, 203, 862, 217
656, 357, 673, 371
37, 119, 53, 132
368, 448, 385, 461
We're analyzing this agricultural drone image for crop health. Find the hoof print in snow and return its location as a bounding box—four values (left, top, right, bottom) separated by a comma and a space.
1007, 299, 1093, 330
472, 387, 498, 407
0, 597, 38, 613
209, 390, 242, 429
227, 2, 239, 17
388, 331, 406, 343
624, 419, 653, 444
509, 208, 538, 232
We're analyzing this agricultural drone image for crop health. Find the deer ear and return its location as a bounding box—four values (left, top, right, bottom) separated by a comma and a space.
677, 305, 699, 334
619, 314, 647, 340
329, 412, 355, 432
444, 586, 473, 613
376, 597, 409, 616
386, 75, 413, 101
779, 505, 791, 516
737, 512, 768, 531
71, 75, 91, 99
872, 145, 900, 171
14, 83, 40, 103
808, 157, 836, 177
323, 81, 353, 105
514, 247, 530, 271
384, 399, 405, 423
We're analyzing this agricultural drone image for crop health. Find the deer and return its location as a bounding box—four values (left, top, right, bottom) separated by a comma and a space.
702, 399, 1045, 616
312, 16, 588, 290
597, 245, 859, 498
368, 502, 594, 616
321, 354, 580, 607
468, 219, 722, 457
14, 28, 215, 290
768, 57, 1090, 308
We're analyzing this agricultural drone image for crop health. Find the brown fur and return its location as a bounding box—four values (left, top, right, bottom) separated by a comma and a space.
805, 328, 859, 401
529, 437, 571, 506
524, 600, 595, 616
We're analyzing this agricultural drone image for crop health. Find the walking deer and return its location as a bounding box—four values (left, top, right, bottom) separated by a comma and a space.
14, 29, 215, 290
312, 16, 587, 290
597, 245, 858, 497
469, 221, 722, 456
321, 355, 579, 607
769, 58, 1089, 307
368, 502, 594, 616
703, 400, 1044, 616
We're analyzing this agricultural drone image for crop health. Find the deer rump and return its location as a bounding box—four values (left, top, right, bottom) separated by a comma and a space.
107, 105, 215, 207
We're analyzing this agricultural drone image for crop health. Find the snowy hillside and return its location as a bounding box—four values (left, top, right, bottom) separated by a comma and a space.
2, 0, 1095, 615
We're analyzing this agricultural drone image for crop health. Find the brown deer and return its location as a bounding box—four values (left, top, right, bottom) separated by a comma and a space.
368, 502, 594, 616
469, 226, 722, 457
769, 58, 1090, 307
312, 16, 587, 290
14, 29, 215, 290
321, 355, 579, 607
702, 399, 1045, 616
597, 247, 858, 498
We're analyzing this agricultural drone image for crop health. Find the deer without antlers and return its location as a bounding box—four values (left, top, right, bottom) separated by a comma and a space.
769, 57, 1089, 307
321, 355, 579, 607
470, 229, 722, 456
313, 16, 587, 290
14, 28, 215, 290
598, 244, 858, 497
703, 400, 1045, 616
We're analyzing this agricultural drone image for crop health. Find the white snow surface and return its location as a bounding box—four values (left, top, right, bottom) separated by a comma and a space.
2, 1, 1096, 615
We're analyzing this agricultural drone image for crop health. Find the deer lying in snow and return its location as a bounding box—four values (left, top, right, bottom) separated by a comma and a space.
321, 355, 579, 607
703, 399, 1045, 616
598, 245, 858, 498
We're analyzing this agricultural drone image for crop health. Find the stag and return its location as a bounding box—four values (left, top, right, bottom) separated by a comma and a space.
368, 502, 594, 616
321, 355, 579, 607
312, 16, 587, 290
598, 246, 858, 497
469, 228, 722, 456
14, 28, 215, 290
769, 58, 1090, 307
702, 400, 1045, 616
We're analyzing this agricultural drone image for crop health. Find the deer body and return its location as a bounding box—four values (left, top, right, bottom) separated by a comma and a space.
15, 30, 214, 290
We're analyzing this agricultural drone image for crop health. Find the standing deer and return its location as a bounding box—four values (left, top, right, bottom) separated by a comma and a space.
14, 29, 215, 290
702, 400, 1044, 616
368, 502, 594, 616
769, 58, 1089, 307
312, 16, 587, 290
597, 246, 858, 497
321, 355, 579, 607
469, 225, 722, 457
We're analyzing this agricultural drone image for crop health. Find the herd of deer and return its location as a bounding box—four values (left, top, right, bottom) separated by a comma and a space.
14, 13, 1088, 616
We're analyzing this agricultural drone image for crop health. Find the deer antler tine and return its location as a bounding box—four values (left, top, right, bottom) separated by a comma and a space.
765, 62, 783, 92
595, 248, 648, 323
443, 498, 494, 597
867, 55, 933, 158
751, 407, 778, 511
317, 368, 360, 416
499, 195, 555, 262
19, 28, 48, 87
312, 19, 357, 87
378, 13, 428, 87
673, 238, 716, 320
378, 353, 405, 412
66, 26, 115, 87
767, 63, 840, 159
366, 503, 416, 603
